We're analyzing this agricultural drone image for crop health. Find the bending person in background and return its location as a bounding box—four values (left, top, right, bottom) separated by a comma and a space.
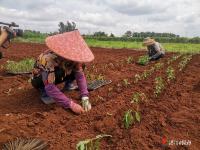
143, 37, 165, 61
31, 30, 94, 114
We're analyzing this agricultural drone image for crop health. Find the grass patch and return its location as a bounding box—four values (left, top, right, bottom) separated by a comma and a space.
5, 58, 35, 74
14, 37, 200, 53
86, 39, 200, 53
14, 37, 45, 43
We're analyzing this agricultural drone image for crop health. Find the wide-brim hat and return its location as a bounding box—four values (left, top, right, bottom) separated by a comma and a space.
143, 37, 156, 46
45, 30, 94, 63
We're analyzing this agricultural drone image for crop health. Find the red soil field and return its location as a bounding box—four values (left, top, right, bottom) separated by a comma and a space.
0, 43, 199, 150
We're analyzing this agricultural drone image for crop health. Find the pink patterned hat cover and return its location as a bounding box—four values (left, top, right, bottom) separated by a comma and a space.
45, 30, 94, 63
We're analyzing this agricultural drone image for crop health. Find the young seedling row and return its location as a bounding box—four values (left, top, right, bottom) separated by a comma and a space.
121, 54, 192, 130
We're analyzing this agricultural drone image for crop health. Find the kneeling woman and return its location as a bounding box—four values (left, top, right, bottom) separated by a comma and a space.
31, 30, 94, 114
143, 37, 165, 61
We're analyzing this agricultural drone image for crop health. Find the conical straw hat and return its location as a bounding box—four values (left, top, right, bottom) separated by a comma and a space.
45, 30, 94, 63
143, 37, 156, 46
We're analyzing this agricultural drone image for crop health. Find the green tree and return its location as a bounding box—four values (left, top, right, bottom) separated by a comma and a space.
93, 31, 108, 37
123, 30, 132, 38
58, 21, 76, 33
110, 33, 115, 37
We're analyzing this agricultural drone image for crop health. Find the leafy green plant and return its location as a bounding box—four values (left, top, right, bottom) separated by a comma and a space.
137, 55, 149, 65
123, 110, 141, 129
166, 66, 175, 82
154, 77, 165, 97
123, 110, 134, 129
76, 134, 112, 150
131, 92, 147, 103
135, 111, 141, 122
5, 58, 35, 74
126, 56, 133, 64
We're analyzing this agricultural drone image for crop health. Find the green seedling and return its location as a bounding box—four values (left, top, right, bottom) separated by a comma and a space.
154, 77, 165, 97
123, 110, 141, 129
167, 54, 181, 64
126, 56, 133, 64
86, 74, 95, 81
166, 66, 175, 82
154, 62, 164, 70
178, 55, 192, 71
123, 110, 134, 129
131, 92, 140, 103
149, 66, 155, 72
104, 64, 108, 70
141, 70, 152, 79
5, 58, 35, 74
123, 79, 130, 87
96, 74, 104, 80
137, 55, 149, 65
76, 134, 112, 150
131, 92, 147, 103
134, 74, 141, 83
135, 111, 141, 122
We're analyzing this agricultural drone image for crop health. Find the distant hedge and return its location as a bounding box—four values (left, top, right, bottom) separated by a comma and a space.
84, 36, 200, 44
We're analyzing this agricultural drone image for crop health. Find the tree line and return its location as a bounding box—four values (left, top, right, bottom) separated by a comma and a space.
22, 21, 200, 44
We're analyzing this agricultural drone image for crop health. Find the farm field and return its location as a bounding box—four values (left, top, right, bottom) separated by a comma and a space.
0, 43, 200, 149
86, 39, 200, 54
15, 37, 200, 53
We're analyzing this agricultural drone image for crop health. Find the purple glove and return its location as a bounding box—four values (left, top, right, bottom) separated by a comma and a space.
45, 84, 71, 109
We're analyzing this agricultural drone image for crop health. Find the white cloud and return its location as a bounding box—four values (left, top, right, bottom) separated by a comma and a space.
0, 0, 199, 37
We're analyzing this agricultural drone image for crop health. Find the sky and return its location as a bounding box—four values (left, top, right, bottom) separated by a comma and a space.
0, 0, 199, 37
